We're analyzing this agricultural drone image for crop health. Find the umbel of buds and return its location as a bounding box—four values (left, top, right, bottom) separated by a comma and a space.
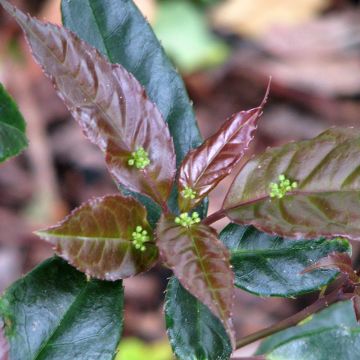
132, 226, 150, 251
175, 212, 201, 228
128, 147, 150, 169
269, 174, 298, 199
181, 186, 197, 200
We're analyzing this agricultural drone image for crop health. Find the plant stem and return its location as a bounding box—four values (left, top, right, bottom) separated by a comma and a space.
235, 289, 353, 350
202, 209, 227, 225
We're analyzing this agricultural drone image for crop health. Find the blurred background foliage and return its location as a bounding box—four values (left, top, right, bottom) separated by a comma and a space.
1, 0, 360, 358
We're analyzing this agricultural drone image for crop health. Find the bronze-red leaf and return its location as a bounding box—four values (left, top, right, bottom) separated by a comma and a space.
0, 0, 176, 206
178, 83, 269, 211
36, 195, 158, 280
223, 127, 360, 241
156, 215, 235, 347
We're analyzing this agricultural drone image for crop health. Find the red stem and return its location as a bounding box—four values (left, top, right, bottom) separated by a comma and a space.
202, 209, 227, 225
234, 289, 353, 351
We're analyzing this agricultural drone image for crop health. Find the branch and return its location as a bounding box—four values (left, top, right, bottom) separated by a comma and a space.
202, 209, 227, 225
235, 288, 353, 350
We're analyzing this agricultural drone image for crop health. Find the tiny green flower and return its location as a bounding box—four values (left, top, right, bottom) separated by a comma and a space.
128, 147, 150, 169
269, 174, 298, 199
132, 225, 150, 252
181, 186, 197, 200
175, 212, 201, 228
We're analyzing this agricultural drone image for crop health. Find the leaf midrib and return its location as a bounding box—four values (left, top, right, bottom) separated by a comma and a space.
224, 189, 360, 212
188, 229, 226, 325
32, 282, 90, 359
37, 233, 129, 243
230, 241, 342, 257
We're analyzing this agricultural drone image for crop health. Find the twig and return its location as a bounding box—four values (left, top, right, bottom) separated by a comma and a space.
235, 288, 353, 350
202, 208, 227, 225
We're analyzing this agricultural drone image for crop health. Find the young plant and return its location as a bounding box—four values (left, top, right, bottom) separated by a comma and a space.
0, 1, 359, 359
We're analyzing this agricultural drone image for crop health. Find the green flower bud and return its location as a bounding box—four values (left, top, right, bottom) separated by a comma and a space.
131, 225, 150, 252
174, 212, 201, 228
269, 174, 298, 199
128, 147, 151, 169
181, 186, 197, 200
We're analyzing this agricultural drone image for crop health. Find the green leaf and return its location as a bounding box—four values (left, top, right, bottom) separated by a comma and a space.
178, 89, 268, 212
36, 195, 158, 280
1, 0, 176, 207
0, 83, 27, 162
223, 127, 360, 240
257, 301, 360, 360
156, 214, 235, 347
0, 257, 124, 360
165, 277, 231, 360
220, 224, 351, 297
153, 1, 229, 73
61, 0, 207, 217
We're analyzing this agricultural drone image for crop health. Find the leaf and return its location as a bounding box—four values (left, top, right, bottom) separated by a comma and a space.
36, 195, 158, 280
0, 83, 27, 163
303, 252, 358, 283
61, 0, 207, 217
0, 325, 8, 360
1, 1, 176, 207
0, 257, 124, 360
178, 85, 269, 211
220, 223, 351, 297
156, 215, 235, 347
164, 277, 231, 360
153, 1, 229, 73
223, 127, 360, 240
257, 301, 360, 360
61, 0, 202, 165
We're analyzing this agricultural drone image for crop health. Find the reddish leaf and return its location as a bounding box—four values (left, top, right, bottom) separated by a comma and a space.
223, 127, 360, 240
156, 215, 235, 347
36, 195, 158, 280
0, 1, 176, 206
303, 252, 358, 283
178, 84, 269, 211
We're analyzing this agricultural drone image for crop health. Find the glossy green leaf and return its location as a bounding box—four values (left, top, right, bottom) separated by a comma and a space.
1, 0, 176, 206
0, 257, 124, 360
178, 88, 268, 211
257, 301, 360, 360
220, 224, 351, 297
36, 195, 158, 280
224, 127, 360, 240
0, 83, 27, 163
156, 215, 235, 347
61, 0, 202, 166
165, 277, 231, 360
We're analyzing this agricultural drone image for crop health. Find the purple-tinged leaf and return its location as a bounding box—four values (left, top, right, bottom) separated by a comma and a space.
0, 0, 176, 206
156, 215, 235, 348
223, 127, 360, 240
36, 195, 158, 280
303, 252, 358, 283
178, 85, 269, 211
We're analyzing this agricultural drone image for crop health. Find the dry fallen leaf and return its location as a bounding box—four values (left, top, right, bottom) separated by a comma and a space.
212, 0, 330, 38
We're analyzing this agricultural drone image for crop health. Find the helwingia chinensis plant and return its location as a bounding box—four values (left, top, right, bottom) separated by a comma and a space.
0, 1, 360, 359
